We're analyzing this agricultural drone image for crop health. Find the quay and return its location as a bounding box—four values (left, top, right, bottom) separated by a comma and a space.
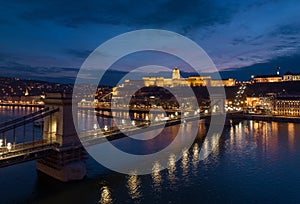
0, 103, 44, 108
228, 113, 300, 123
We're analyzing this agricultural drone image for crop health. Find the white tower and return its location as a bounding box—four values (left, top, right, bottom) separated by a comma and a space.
172, 67, 180, 80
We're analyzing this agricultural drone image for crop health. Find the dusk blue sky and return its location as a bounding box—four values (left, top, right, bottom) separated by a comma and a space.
0, 0, 299, 83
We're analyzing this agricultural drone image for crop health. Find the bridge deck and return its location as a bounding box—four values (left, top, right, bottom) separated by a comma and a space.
0, 140, 58, 168
0, 111, 223, 168
80, 115, 209, 146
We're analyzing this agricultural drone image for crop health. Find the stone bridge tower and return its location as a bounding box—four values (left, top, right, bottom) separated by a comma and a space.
37, 93, 86, 182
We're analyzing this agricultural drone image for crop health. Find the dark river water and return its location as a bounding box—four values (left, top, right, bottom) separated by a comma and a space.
0, 106, 300, 203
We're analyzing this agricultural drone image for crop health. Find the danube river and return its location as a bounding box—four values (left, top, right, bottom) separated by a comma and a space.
0, 106, 300, 203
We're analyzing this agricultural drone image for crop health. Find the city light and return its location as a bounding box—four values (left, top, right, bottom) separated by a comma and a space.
7, 143, 12, 151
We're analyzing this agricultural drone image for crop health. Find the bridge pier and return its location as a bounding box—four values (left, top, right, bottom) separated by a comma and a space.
37, 93, 86, 182
206, 93, 228, 127
210, 93, 226, 114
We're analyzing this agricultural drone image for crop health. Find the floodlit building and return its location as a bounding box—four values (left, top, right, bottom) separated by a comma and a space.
210, 78, 236, 87
273, 95, 300, 116
245, 96, 273, 114
246, 97, 261, 107
252, 74, 282, 83
283, 71, 300, 81
172, 68, 180, 80
142, 68, 236, 87
142, 68, 187, 87
142, 68, 188, 87
186, 76, 211, 86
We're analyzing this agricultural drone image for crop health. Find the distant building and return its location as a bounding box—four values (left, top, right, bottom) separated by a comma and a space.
78, 98, 97, 108
252, 74, 282, 83
283, 71, 300, 81
142, 68, 187, 87
273, 95, 300, 116
172, 68, 180, 80
25, 88, 29, 96
210, 78, 236, 87
186, 76, 211, 86
246, 97, 261, 107
186, 76, 235, 87
244, 96, 273, 114
142, 68, 236, 87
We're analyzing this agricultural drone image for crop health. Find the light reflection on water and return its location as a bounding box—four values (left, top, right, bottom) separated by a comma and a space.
167, 154, 177, 185
99, 186, 113, 204
192, 143, 199, 172
126, 172, 142, 200
151, 161, 162, 192
288, 123, 295, 152
181, 148, 189, 177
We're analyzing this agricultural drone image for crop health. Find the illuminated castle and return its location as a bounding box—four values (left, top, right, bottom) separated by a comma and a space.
142, 67, 187, 87
142, 68, 235, 87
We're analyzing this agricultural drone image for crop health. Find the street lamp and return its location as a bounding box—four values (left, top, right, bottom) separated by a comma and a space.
93, 123, 98, 130
7, 142, 12, 151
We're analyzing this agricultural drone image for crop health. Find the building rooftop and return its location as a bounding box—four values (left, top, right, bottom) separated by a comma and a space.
254, 74, 281, 78
284, 71, 300, 75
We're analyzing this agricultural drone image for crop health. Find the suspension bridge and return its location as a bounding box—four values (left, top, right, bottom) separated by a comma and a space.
0, 92, 226, 182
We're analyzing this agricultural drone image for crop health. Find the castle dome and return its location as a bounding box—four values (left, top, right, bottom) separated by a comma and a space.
172, 67, 180, 79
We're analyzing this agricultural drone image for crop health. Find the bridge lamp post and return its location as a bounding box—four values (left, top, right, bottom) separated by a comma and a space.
7, 142, 12, 151
103, 125, 108, 131
170, 114, 174, 119
0, 139, 3, 147
121, 119, 126, 128
121, 119, 125, 124
93, 123, 98, 130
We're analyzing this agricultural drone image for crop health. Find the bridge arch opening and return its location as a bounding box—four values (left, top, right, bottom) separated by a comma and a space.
49, 115, 57, 143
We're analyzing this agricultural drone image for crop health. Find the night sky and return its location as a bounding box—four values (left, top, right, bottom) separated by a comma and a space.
0, 0, 299, 83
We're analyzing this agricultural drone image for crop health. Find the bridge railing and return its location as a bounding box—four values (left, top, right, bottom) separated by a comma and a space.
0, 108, 58, 133
0, 108, 59, 154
